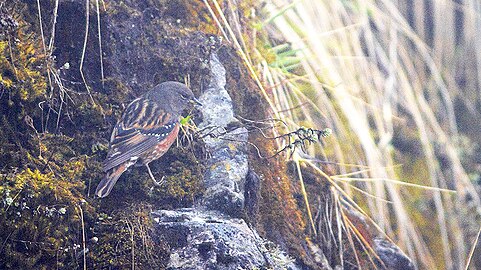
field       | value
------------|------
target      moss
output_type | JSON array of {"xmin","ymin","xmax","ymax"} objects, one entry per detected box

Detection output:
[
  {"xmin": 182, "ymin": 0, "xmax": 219, "ymax": 34},
  {"xmin": 89, "ymin": 204, "xmax": 168, "ymax": 269},
  {"xmin": 0, "ymin": 15, "xmax": 46, "ymax": 102},
  {"xmin": 0, "ymin": 0, "xmax": 211, "ymax": 268},
  {"xmin": 150, "ymin": 159, "xmax": 205, "ymax": 205},
  {"xmin": 0, "ymin": 0, "xmax": 313, "ymax": 268},
  {"xmin": 0, "ymin": 168, "xmax": 93, "ymax": 269},
  {"xmin": 96, "ymin": 139, "xmax": 205, "ymax": 211}
]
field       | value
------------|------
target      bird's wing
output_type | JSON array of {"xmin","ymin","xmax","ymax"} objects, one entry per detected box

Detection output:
[{"xmin": 102, "ymin": 98, "xmax": 178, "ymax": 172}]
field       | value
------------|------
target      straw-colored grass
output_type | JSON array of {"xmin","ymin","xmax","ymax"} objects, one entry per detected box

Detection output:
[{"xmin": 205, "ymin": 0, "xmax": 481, "ymax": 268}]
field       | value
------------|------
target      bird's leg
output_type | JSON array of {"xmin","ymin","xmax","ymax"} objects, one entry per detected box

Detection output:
[{"xmin": 145, "ymin": 163, "xmax": 165, "ymax": 186}]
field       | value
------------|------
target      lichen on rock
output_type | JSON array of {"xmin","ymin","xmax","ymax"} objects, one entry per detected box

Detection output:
[
  {"xmin": 198, "ymin": 52, "xmax": 249, "ymax": 217},
  {"xmin": 152, "ymin": 208, "xmax": 299, "ymax": 270}
]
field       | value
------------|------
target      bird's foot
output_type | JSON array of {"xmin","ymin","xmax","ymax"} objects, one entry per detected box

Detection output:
[
  {"xmin": 153, "ymin": 175, "xmax": 165, "ymax": 187},
  {"xmin": 146, "ymin": 163, "xmax": 165, "ymax": 186},
  {"xmin": 148, "ymin": 175, "xmax": 165, "ymax": 196}
]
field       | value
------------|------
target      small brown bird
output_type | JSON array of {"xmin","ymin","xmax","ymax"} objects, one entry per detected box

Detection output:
[{"xmin": 95, "ymin": 81, "xmax": 201, "ymax": 198}]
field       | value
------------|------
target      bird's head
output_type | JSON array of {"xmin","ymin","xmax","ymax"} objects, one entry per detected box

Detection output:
[{"xmin": 147, "ymin": 81, "xmax": 202, "ymax": 115}]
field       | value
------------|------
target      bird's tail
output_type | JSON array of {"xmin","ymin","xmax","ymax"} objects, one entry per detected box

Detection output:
[{"xmin": 95, "ymin": 164, "xmax": 127, "ymax": 198}]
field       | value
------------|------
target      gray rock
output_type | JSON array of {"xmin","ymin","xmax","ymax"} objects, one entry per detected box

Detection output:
[
  {"xmin": 198, "ymin": 53, "xmax": 248, "ymax": 217},
  {"xmin": 147, "ymin": 51, "xmax": 306, "ymax": 270},
  {"xmin": 374, "ymin": 238, "xmax": 415, "ymax": 270},
  {"xmin": 152, "ymin": 209, "xmax": 299, "ymax": 270}
]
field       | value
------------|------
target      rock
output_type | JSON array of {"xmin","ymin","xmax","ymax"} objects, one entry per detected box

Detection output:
[
  {"xmin": 374, "ymin": 238, "xmax": 415, "ymax": 270},
  {"xmin": 149, "ymin": 52, "xmax": 306, "ymax": 270},
  {"xmin": 39, "ymin": 0, "xmax": 211, "ymax": 97},
  {"xmin": 198, "ymin": 53, "xmax": 249, "ymax": 217},
  {"xmin": 344, "ymin": 208, "xmax": 414, "ymax": 270},
  {"xmin": 152, "ymin": 208, "xmax": 299, "ymax": 270}
]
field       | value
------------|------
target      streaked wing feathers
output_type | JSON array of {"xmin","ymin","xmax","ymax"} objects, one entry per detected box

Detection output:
[{"xmin": 102, "ymin": 98, "xmax": 177, "ymax": 172}]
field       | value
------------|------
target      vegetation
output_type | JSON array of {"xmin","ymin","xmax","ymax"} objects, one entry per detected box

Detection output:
[
  {"xmin": 0, "ymin": 1, "xmax": 206, "ymax": 268},
  {"xmin": 1, "ymin": 0, "xmax": 480, "ymax": 269},
  {"xmin": 247, "ymin": 0, "xmax": 481, "ymax": 269}
]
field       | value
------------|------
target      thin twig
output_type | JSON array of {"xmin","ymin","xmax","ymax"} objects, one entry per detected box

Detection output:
[
  {"xmin": 95, "ymin": 0, "xmax": 104, "ymax": 88},
  {"xmin": 36, "ymin": 0, "xmax": 54, "ymax": 96},
  {"xmin": 78, "ymin": 204, "xmax": 87, "ymax": 270},
  {"xmin": 48, "ymin": 0, "xmax": 59, "ymax": 52},
  {"xmin": 80, "ymin": 0, "xmax": 96, "ymax": 105}
]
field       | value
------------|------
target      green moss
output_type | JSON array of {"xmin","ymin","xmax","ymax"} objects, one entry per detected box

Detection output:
[
  {"xmin": 89, "ymin": 204, "xmax": 167, "ymax": 269},
  {"xmin": 0, "ymin": 0, "xmax": 220, "ymax": 268},
  {"xmin": 0, "ymin": 168, "xmax": 91, "ymax": 269},
  {"xmin": 148, "ymin": 158, "xmax": 204, "ymax": 205},
  {"xmin": 0, "ymin": 19, "xmax": 46, "ymax": 102}
]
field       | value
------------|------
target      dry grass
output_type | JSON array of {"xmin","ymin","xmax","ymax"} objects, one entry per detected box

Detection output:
[
  {"xmin": 465, "ymin": 225, "xmax": 481, "ymax": 270},
  {"xmin": 205, "ymin": 0, "xmax": 481, "ymax": 269}
]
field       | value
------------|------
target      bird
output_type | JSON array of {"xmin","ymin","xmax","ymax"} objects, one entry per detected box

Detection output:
[{"xmin": 95, "ymin": 81, "xmax": 201, "ymax": 198}]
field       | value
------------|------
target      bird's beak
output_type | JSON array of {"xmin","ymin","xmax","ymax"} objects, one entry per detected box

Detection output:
[{"xmin": 190, "ymin": 97, "xmax": 202, "ymax": 107}]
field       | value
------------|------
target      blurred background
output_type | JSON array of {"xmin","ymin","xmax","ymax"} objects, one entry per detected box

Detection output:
[{"xmin": 258, "ymin": 0, "xmax": 481, "ymax": 269}]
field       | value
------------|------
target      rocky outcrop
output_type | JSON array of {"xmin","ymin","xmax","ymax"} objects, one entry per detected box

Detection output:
[
  {"xmin": 197, "ymin": 52, "xmax": 249, "ymax": 216},
  {"xmin": 152, "ymin": 209, "xmax": 298, "ymax": 270},
  {"xmin": 152, "ymin": 52, "xmax": 299, "ymax": 269}
]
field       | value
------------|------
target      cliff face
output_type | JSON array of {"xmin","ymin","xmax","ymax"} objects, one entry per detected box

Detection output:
[
  {"xmin": 0, "ymin": 1, "xmax": 414, "ymax": 269},
  {"xmin": 0, "ymin": 0, "xmax": 315, "ymax": 269}
]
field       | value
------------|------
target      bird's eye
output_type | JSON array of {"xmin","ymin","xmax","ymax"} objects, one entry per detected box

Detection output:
[{"xmin": 180, "ymin": 94, "xmax": 188, "ymax": 100}]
